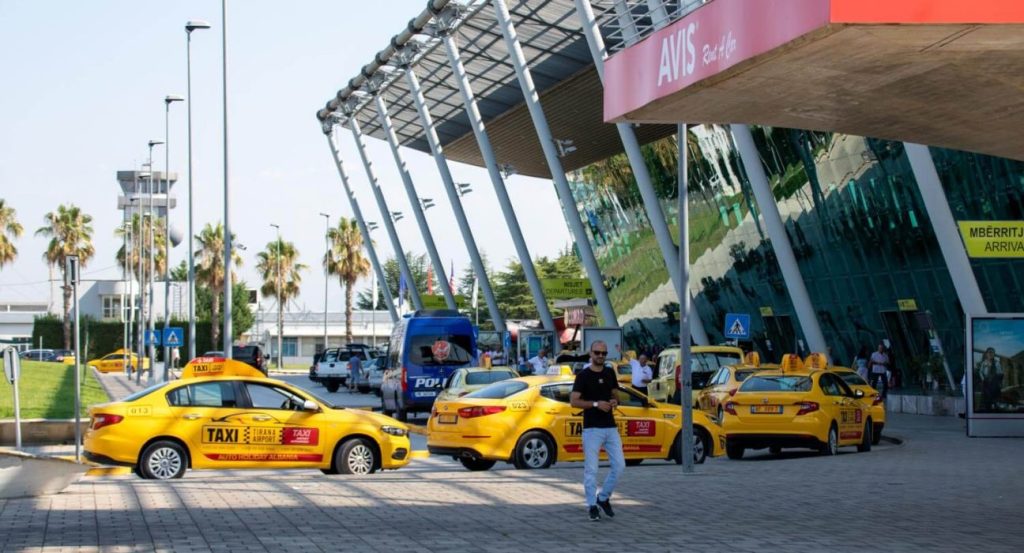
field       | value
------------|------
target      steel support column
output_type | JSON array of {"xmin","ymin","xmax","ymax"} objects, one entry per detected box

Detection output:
[
  {"xmin": 493, "ymin": 0, "xmax": 617, "ymax": 327},
  {"xmin": 441, "ymin": 32, "xmax": 557, "ymax": 344},
  {"xmin": 731, "ymin": 125, "xmax": 827, "ymax": 354},
  {"xmin": 373, "ymin": 93, "xmax": 455, "ymax": 310},
  {"xmin": 575, "ymin": 0, "xmax": 709, "ymax": 345},
  {"xmin": 349, "ymin": 116, "xmax": 423, "ymax": 311},
  {"xmin": 325, "ymin": 130, "xmax": 398, "ymax": 321},
  {"xmin": 405, "ymin": 66, "xmax": 505, "ymax": 331}
]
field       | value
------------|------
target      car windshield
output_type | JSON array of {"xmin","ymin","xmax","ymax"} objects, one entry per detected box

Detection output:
[
  {"xmin": 465, "ymin": 380, "xmax": 528, "ymax": 399},
  {"xmin": 838, "ymin": 372, "xmax": 869, "ymax": 386},
  {"xmin": 408, "ymin": 330, "xmax": 473, "ymax": 366},
  {"xmin": 741, "ymin": 375, "xmax": 813, "ymax": 392},
  {"xmin": 465, "ymin": 370, "xmax": 516, "ymax": 386}
]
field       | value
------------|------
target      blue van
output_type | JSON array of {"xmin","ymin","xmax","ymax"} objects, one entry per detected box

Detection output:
[{"xmin": 381, "ymin": 310, "xmax": 476, "ymax": 420}]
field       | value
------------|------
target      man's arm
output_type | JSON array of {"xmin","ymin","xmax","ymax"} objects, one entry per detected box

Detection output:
[{"xmin": 570, "ymin": 391, "xmax": 612, "ymax": 412}]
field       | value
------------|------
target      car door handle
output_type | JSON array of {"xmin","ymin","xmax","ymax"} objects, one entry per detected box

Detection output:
[
  {"xmin": 182, "ymin": 414, "xmax": 202, "ymax": 421},
  {"xmin": 251, "ymin": 415, "xmax": 273, "ymax": 422}
]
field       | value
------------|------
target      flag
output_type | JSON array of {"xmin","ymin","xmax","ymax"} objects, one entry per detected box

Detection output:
[
  {"xmin": 471, "ymin": 276, "xmax": 479, "ymax": 309},
  {"xmin": 426, "ymin": 265, "xmax": 434, "ymax": 295},
  {"xmin": 398, "ymin": 273, "xmax": 406, "ymax": 310}
]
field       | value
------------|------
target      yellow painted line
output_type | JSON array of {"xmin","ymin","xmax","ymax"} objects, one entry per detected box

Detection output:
[
  {"xmin": 407, "ymin": 425, "xmax": 428, "ymax": 436},
  {"xmin": 86, "ymin": 467, "xmax": 132, "ymax": 477},
  {"xmin": 410, "ymin": 450, "xmax": 430, "ymax": 459}
]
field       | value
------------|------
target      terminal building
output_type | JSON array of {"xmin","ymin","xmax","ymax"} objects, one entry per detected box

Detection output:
[{"xmin": 314, "ymin": 0, "xmax": 1024, "ymax": 426}]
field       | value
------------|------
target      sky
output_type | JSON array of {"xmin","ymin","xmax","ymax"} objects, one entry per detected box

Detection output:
[{"xmin": 0, "ymin": 0, "xmax": 572, "ymax": 313}]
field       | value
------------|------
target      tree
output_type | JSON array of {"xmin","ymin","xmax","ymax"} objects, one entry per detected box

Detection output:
[
  {"xmin": 0, "ymin": 199, "xmax": 23, "ymax": 270},
  {"xmin": 256, "ymin": 237, "xmax": 306, "ymax": 358},
  {"xmin": 195, "ymin": 222, "xmax": 243, "ymax": 347},
  {"xmin": 325, "ymin": 217, "xmax": 371, "ymax": 343},
  {"xmin": 170, "ymin": 260, "xmax": 188, "ymax": 281},
  {"xmin": 356, "ymin": 252, "xmax": 429, "ymax": 310},
  {"xmin": 35, "ymin": 204, "xmax": 95, "ymax": 348},
  {"xmin": 195, "ymin": 281, "xmax": 254, "ymax": 340}
]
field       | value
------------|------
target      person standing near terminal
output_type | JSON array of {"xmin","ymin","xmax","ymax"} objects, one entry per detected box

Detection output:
[
  {"xmin": 570, "ymin": 340, "xmax": 625, "ymax": 521},
  {"xmin": 869, "ymin": 343, "xmax": 890, "ymax": 398},
  {"xmin": 631, "ymin": 354, "xmax": 652, "ymax": 395},
  {"xmin": 527, "ymin": 348, "xmax": 549, "ymax": 376}
]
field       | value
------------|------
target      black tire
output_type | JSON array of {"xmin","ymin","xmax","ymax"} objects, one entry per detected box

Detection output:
[
  {"xmin": 769, "ymin": 446, "xmax": 782, "ymax": 455},
  {"xmin": 725, "ymin": 440, "xmax": 745, "ymax": 460},
  {"xmin": 693, "ymin": 427, "xmax": 710, "ymax": 465},
  {"xmin": 872, "ymin": 423, "xmax": 884, "ymax": 445},
  {"xmin": 625, "ymin": 459, "xmax": 644, "ymax": 467},
  {"xmin": 334, "ymin": 438, "xmax": 378, "ymax": 475},
  {"xmin": 139, "ymin": 440, "xmax": 188, "ymax": 480},
  {"xmin": 325, "ymin": 381, "xmax": 340, "ymax": 393},
  {"xmin": 513, "ymin": 431, "xmax": 555, "ymax": 469},
  {"xmin": 459, "ymin": 458, "xmax": 496, "ymax": 471},
  {"xmin": 857, "ymin": 420, "xmax": 872, "ymax": 453},
  {"xmin": 819, "ymin": 423, "xmax": 839, "ymax": 456}
]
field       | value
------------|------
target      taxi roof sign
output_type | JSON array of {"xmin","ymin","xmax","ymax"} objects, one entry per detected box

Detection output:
[{"xmin": 181, "ymin": 357, "xmax": 265, "ymax": 379}]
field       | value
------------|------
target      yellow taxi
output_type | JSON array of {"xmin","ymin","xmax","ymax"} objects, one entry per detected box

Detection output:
[
  {"xmin": 649, "ymin": 345, "xmax": 745, "ymax": 404},
  {"xmin": 87, "ymin": 348, "xmax": 150, "ymax": 373},
  {"xmin": 427, "ymin": 375, "xmax": 724, "ymax": 471},
  {"xmin": 697, "ymin": 362, "xmax": 768, "ymax": 419},
  {"xmin": 437, "ymin": 366, "xmax": 520, "ymax": 402},
  {"xmin": 721, "ymin": 355, "xmax": 874, "ymax": 459},
  {"xmin": 829, "ymin": 367, "xmax": 886, "ymax": 445},
  {"xmin": 84, "ymin": 358, "xmax": 411, "ymax": 479}
]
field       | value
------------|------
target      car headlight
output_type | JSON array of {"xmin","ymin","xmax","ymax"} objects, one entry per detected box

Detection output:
[{"xmin": 381, "ymin": 425, "xmax": 408, "ymax": 437}]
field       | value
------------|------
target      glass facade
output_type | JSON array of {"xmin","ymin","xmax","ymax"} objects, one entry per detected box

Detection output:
[{"xmin": 570, "ymin": 125, "xmax": 1024, "ymax": 392}]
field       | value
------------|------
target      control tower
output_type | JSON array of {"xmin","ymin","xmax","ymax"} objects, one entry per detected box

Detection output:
[{"xmin": 116, "ymin": 170, "xmax": 177, "ymax": 221}]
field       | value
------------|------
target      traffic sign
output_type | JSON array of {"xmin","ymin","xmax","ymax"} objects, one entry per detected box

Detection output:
[
  {"xmin": 145, "ymin": 329, "xmax": 162, "ymax": 346},
  {"xmin": 163, "ymin": 327, "xmax": 184, "ymax": 347},
  {"xmin": 724, "ymin": 313, "xmax": 751, "ymax": 340}
]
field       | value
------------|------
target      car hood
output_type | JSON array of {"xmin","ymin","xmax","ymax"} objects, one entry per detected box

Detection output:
[{"xmin": 327, "ymin": 406, "xmax": 408, "ymax": 429}]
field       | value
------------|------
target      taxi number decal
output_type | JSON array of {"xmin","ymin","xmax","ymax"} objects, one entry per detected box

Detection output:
[
  {"xmin": 127, "ymin": 405, "xmax": 152, "ymax": 416},
  {"xmin": 508, "ymin": 400, "xmax": 529, "ymax": 411}
]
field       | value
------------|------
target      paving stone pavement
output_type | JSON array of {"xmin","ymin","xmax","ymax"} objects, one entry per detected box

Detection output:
[{"xmin": 1, "ymin": 413, "xmax": 1022, "ymax": 552}]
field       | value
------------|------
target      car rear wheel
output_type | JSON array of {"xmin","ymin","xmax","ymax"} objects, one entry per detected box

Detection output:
[
  {"xmin": 459, "ymin": 458, "xmax": 496, "ymax": 471},
  {"xmin": 857, "ymin": 420, "xmax": 872, "ymax": 453},
  {"xmin": 625, "ymin": 459, "xmax": 644, "ymax": 467},
  {"xmin": 725, "ymin": 440, "xmax": 744, "ymax": 460},
  {"xmin": 872, "ymin": 423, "xmax": 884, "ymax": 445},
  {"xmin": 769, "ymin": 446, "xmax": 782, "ymax": 455},
  {"xmin": 335, "ymin": 438, "xmax": 378, "ymax": 475},
  {"xmin": 513, "ymin": 431, "xmax": 554, "ymax": 469},
  {"xmin": 819, "ymin": 423, "xmax": 839, "ymax": 456},
  {"xmin": 139, "ymin": 440, "xmax": 187, "ymax": 480},
  {"xmin": 325, "ymin": 381, "xmax": 340, "ymax": 393}
]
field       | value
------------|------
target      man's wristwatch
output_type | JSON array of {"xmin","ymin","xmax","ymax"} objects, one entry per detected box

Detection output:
[{"xmin": 592, "ymin": 401, "xmax": 598, "ymax": 408}]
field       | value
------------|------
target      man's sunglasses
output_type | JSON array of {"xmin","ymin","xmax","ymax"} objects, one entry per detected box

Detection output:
[{"xmin": 591, "ymin": 350, "xmax": 608, "ymax": 355}]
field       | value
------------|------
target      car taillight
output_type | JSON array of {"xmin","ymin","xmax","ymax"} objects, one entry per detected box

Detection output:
[
  {"xmin": 872, "ymin": 394, "xmax": 883, "ymax": 406},
  {"xmin": 401, "ymin": 366, "xmax": 408, "ymax": 393},
  {"xmin": 91, "ymin": 414, "xmax": 123, "ymax": 430},
  {"xmin": 796, "ymin": 401, "xmax": 820, "ymax": 416},
  {"xmin": 723, "ymin": 402, "xmax": 737, "ymax": 416},
  {"xmin": 457, "ymin": 406, "xmax": 506, "ymax": 418}
]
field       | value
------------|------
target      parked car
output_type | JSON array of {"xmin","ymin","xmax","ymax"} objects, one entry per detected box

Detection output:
[
  {"xmin": 354, "ymin": 357, "xmax": 381, "ymax": 394},
  {"xmin": 315, "ymin": 344, "xmax": 376, "ymax": 393},
  {"xmin": 20, "ymin": 349, "xmax": 57, "ymax": 362},
  {"xmin": 53, "ymin": 349, "xmax": 76, "ymax": 364}
]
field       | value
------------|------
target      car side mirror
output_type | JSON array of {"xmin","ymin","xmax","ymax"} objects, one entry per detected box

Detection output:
[
  {"xmin": 853, "ymin": 389, "xmax": 865, "ymax": 399},
  {"xmin": 302, "ymin": 400, "xmax": 320, "ymax": 412}
]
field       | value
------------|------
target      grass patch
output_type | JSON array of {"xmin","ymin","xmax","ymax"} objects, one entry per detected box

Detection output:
[{"xmin": 0, "ymin": 360, "xmax": 110, "ymax": 419}]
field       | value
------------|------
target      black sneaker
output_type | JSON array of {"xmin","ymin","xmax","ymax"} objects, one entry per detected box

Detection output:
[
  {"xmin": 588, "ymin": 506, "xmax": 601, "ymax": 521},
  {"xmin": 596, "ymin": 497, "xmax": 615, "ymax": 518}
]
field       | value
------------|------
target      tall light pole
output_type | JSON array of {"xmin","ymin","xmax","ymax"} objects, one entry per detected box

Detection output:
[
  {"xmin": 221, "ymin": 0, "xmax": 233, "ymax": 357},
  {"xmin": 270, "ymin": 223, "xmax": 282, "ymax": 369},
  {"xmin": 367, "ymin": 221, "xmax": 379, "ymax": 349},
  {"xmin": 319, "ymin": 212, "xmax": 330, "ymax": 353},
  {"xmin": 185, "ymin": 19, "xmax": 210, "ymax": 362},
  {"xmin": 121, "ymin": 221, "xmax": 130, "ymax": 375},
  {"xmin": 146, "ymin": 140, "xmax": 163, "ymax": 383},
  {"xmin": 163, "ymin": 95, "xmax": 183, "ymax": 381}
]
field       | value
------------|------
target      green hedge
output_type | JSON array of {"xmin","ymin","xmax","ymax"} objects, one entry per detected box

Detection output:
[{"xmin": 32, "ymin": 316, "xmax": 214, "ymax": 361}]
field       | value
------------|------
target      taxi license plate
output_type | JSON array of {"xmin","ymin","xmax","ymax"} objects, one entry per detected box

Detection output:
[
  {"xmin": 750, "ymin": 405, "xmax": 783, "ymax": 414},
  {"xmin": 438, "ymin": 414, "xmax": 458, "ymax": 424}
]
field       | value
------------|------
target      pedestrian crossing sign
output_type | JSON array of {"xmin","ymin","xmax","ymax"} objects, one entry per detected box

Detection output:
[
  {"xmin": 163, "ymin": 327, "xmax": 184, "ymax": 347},
  {"xmin": 145, "ymin": 329, "xmax": 162, "ymax": 346},
  {"xmin": 724, "ymin": 313, "xmax": 751, "ymax": 340}
]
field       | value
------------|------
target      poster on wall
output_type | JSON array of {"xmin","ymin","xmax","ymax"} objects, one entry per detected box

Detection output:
[{"xmin": 967, "ymin": 314, "xmax": 1024, "ymax": 437}]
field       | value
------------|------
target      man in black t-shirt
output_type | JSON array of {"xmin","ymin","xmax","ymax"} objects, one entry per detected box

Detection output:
[{"xmin": 570, "ymin": 340, "xmax": 626, "ymax": 521}]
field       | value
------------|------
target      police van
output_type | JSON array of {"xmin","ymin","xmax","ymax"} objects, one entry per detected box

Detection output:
[{"xmin": 380, "ymin": 310, "xmax": 476, "ymax": 421}]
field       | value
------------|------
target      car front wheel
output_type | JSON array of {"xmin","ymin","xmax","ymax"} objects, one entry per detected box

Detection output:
[
  {"xmin": 335, "ymin": 438, "xmax": 378, "ymax": 475},
  {"xmin": 139, "ymin": 440, "xmax": 188, "ymax": 480}
]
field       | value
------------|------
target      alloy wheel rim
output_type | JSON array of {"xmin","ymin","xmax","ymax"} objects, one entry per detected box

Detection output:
[
  {"xmin": 523, "ymin": 438, "xmax": 548, "ymax": 467},
  {"xmin": 147, "ymin": 447, "xmax": 182, "ymax": 479},
  {"xmin": 829, "ymin": 429, "xmax": 838, "ymax": 454},
  {"xmin": 692, "ymin": 432, "xmax": 705, "ymax": 461},
  {"xmin": 348, "ymin": 444, "xmax": 374, "ymax": 474}
]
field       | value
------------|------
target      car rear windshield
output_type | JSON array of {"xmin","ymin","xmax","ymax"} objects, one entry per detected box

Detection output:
[
  {"xmin": 839, "ymin": 372, "xmax": 868, "ymax": 386},
  {"xmin": 466, "ymin": 380, "xmax": 527, "ymax": 399},
  {"xmin": 466, "ymin": 370, "xmax": 516, "ymax": 386},
  {"xmin": 740, "ymin": 376, "xmax": 812, "ymax": 392},
  {"xmin": 121, "ymin": 382, "xmax": 168, "ymax": 402},
  {"xmin": 408, "ymin": 330, "xmax": 473, "ymax": 366},
  {"xmin": 692, "ymin": 352, "xmax": 743, "ymax": 373},
  {"xmin": 735, "ymin": 369, "xmax": 760, "ymax": 382}
]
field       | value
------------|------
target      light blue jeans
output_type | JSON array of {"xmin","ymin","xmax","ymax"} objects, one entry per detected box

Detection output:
[{"xmin": 582, "ymin": 427, "xmax": 625, "ymax": 507}]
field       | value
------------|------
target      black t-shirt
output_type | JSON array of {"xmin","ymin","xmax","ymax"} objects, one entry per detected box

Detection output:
[{"xmin": 572, "ymin": 365, "xmax": 619, "ymax": 428}]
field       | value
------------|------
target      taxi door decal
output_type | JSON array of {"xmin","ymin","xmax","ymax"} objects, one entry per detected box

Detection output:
[{"xmin": 838, "ymin": 404, "xmax": 863, "ymax": 441}]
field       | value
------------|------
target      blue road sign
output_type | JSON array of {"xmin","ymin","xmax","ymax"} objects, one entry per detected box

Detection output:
[
  {"xmin": 724, "ymin": 313, "xmax": 751, "ymax": 340},
  {"xmin": 163, "ymin": 327, "xmax": 184, "ymax": 348},
  {"xmin": 144, "ymin": 329, "xmax": 162, "ymax": 346}
]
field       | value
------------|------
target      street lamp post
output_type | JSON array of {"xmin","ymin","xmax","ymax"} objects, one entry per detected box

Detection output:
[
  {"xmin": 146, "ymin": 140, "xmax": 163, "ymax": 383},
  {"xmin": 185, "ymin": 19, "xmax": 210, "ymax": 362},
  {"xmin": 121, "ymin": 221, "xmax": 130, "ymax": 375},
  {"xmin": 163, "ymin": 95, "xmax": 183, "ymax": 381},
  {"xmin": 221, "ymin": 0, "xmax": 233, "ymax": 357},
  {"xmin": 270, "ymin": 223, "xmax": 282, "ymax": 369},
  {"xmin": 319, "ymin": 213, "xmax": 330, "ymax": 353}
]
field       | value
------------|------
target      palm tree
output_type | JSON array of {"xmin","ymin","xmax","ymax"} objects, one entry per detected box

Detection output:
[
  {"xmin": 195, "ymin": 222, "xmax": 242, "ymax": 347},
  {"xmin": 325, "ymin": 217, "xmax": 371, "ymax": 343},
  {"xmin": 0, "ymin": 199, "xmax": 24, "ymax": 270},
  {"xmin": 257, "ymin": 238, "xmax": 307, "ymax": 362},
  {"xmin": 35, "ymin": 204, "xmax": 95, "ymax": 348}
]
